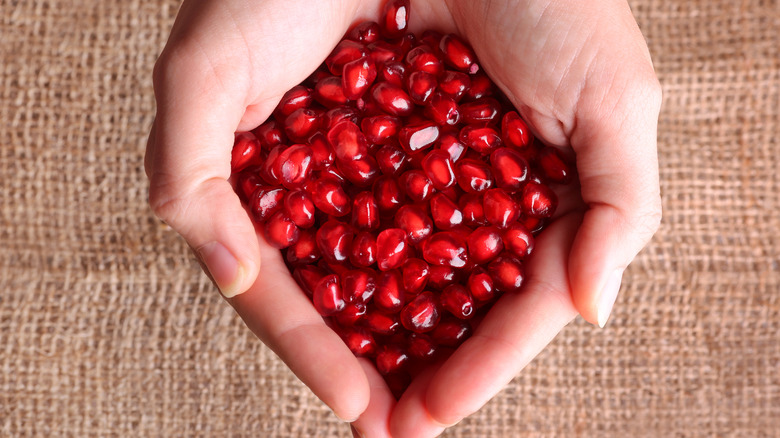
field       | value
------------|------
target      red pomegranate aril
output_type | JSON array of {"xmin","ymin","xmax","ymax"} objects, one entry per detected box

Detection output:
[
  {"xmin": 348, "ymin": 21, "xmax": 381, "ymax": 44},
  {"xmin": 322, "ymin": 105, "xmax": 360, "ymax": 131},
  {"xmin": 373, "ymin": 176, "xmax": 405, "ymax": 214},
  {"xmin": 377, "ymin": 61, "xmax": 407, "ymax": 87},
  {"xmin": 501, "ymin": 111, "xmax": 533, "ymax": 148},
  {"xmin": 467, "ymin": 226, "xmax": 504, "ymax": 264},
  {"xmin": 440, "ymin": 284, "xmax": 475, "ymax": 319},
  {"xmin": 339, "ymin": 327, "xmax": 376, "ymax": 356},
  {"xmin": 342, "ymin": 56, "xmax": 378, "ymax": 100},
  {"xmin": 439, "ymin": 33, "xmax": 479, "ymax": 73},
  {"xmin": 376, "ymin": 228, "xmax": 410, "ymax": 271},
  {"xmin": 363, "ymin": 309, "xmax": 401, "ymax": 335},
  {"xmin": 459, "ymin": 98, "xmax": 501, "ymax": 125},
  {"xmin": 400, "ymin": 170, "xmax": 435, "ymax": 202},
  {"xmin": 521, "ymin": 181, "xmax": 558, "ymax": 218},
  {"xmin": 337, "ymin": 156, "xmax": 381, "ymax": 187},
  {"xmin": 314, "ymin": 76, "xmax": 349, "ymax": 108},
  {"xmin": 438, "ymin": 70, "xmax": 471, "ymax": 101},
  {"xmin": 406, "ymin": 46, "xmax": 443, "ymax": 76},
  {"xmin": 313, "ymin": 274, "xmax": 346, "ymax": 316},
  {"xmin": 362, "ymin": 115, "xmax": 400, "ymax": 145},
  {"xmin": 274, "ymin": 85, "xmax": 313, "ymax": 118},
  {"xmin": 249, "ymin": 186, "xmax": 286, "ymax": 222},
  {"xmin": 400, "ymin": 291, "xmax": 441, "ymax": 333},
  {"xmin": 406, "ymin": 71, "xmax": 437, "ymax": 104},
  {"xmin": 286, "ymin": 229, "xmax": 320, "ymax": 265},
  {"xmin": 325, "ymin": 40, "xmax": 366, "ymax": 75},
  {"xmin": 350, "ymin": 231, "xmax": 378, "ymax": 267},
  {"xmin": 455, "ymin": 159, "xmax": 494, "ymax": 192},
  {"xmin": 394, "ymin": 204, "xmax": 434, "ymax": 244},
  {"xmin": 351, "ymin": 191, "xmax": 379, "ymax": 230},
  {"xmin": 426, "ymin": 93, "xmax": 460, "ymax": 126},
  {"xmin": 464, "ymin": 72, "xmax": 495, "ymax": 101},
  {"xmin": 407, "ymin": 333, "xmax": 437, "ymax": 361},
  {"xmin": 401, "ymin": 258, "xmax": 430, "ymax": 294},
  {"xmin": 460, "ymin": 125, "xmax": 502, "ymax": 155},
  {"xmin": 368, "ymin": 41, "xmax": 403, "ymax": 64},
  {"xmin": 422, "ymin": 149, "xmax": 456, "ymax": 190},
  {"xmin": 537, "ymin": 146, "xmax": 573, "ymax": 184},
  {"xmin": 488, "ymin": 254, "xmax": 525, "ymax": 293},
  {"xmin": 376, "ymin": 143, "xmax": 408, "ymax": 176},
  {"xmin": 307, "ymin": 131, "xmax": 335, "ymax": 170},
  {"xmin": 427, "ymin": 264, "xmax": 459, "ymax": 290},
  {"xmin": 381, "ymin": 0, "xmax": 410, "ymax": 38},
  {"xmin": 431, "ymin": 318, "xmax": 472, "ymax": 347},
  {"xmin": 376, "ymin": 344, "xmax": 409, "ymax": 375},
  {"xmin": 490, "ymin": 147, "xmax": 529, "ymax": 192},
  {"xmin": 335, "ymin": 301, "xmax": 368, "ymax": 327},
  {"xmin": 231, "ymin": 132, "xmax": 262, "ymax": 172},
  {"xmin": 251, "ymin": 120, "xmax": 285, "ymax": 149},
  {"xmin": 372, "ymin": 82, "xmax": 414, "ymax": 116},
  {"xmin": 259, "ymin": 145, "xmax": 283, "ymax": 184},
  {"xmin": 235, "ymin": 172, "xmax": 264, "ymax": 203},
  {"xmin": 265, "ymin": 211, "xmax": 300, "ymax": 249},
  {"xmin": 467, "ymin": 267, "xmax": 495, "ymax": 301},
  {"xmin": 275, "ymin": 144, "xmax": 314, "ymax": 189},
  {"xmin": 328, "ymin": 120, "xmax": 369, "ymax": 162},
  {"xmin": 503, "ymin": 222, "xmax": 534, "ymax": 259},
  {"xmin": 422, "ymin": 232, "xmax": 469, "ymax": 268},
  {"xmin": 311, "ymin": 177, "xmax": 350, "ymax": 217},
  {"xmin": 398, "ymin": 120, "xmax": 440, "ymax": 153},
  {"xmin": 436, "ymin": 130, "xmax": 467, "ymax": 163},
  {"xmin": 316, "ymin": 220, "xmax": 354, "ymax": 263},
  {"xmin": 429, "ymin": 193, "xmax": 463, "ymax": 230},
  {"xmin": 293, "ymin": 265, "xmax": 327, "ymax": 297},
  {"xmin": 341, "ymin": 269, "xmax": 377, "ymax": 303},
  {"xmin": 459, "ymin": 193, "xmax": 488, "ymax": 227},
  {"xmin": 374, "ymin": 269, "xmax": 405, "ymax": 312},
  {"xmin": 483, "ymin": 188, "xmax": 520, "ymax": 228},
  {"xmin": 393, "ymin": 32, "xmax": 417, "ymax": 56},
  {"xmin": 284, "ymin": 189, "xmax": 316, "ymax": 229}
]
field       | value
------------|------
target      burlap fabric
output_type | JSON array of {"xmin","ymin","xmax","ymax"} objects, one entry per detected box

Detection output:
[{"xmin": 1, "ymin": 0, "xmax": 778, "ymax": 436}]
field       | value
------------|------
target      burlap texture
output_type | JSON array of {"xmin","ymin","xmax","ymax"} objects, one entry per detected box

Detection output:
[{"xmin": 1, "ymin": 0, "xmax": 778, "ymax": 436}]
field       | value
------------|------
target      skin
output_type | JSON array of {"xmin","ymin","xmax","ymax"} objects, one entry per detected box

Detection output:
[{"xmin": 145, "ymin": 0, "xmax": 662, "ymax": 436}]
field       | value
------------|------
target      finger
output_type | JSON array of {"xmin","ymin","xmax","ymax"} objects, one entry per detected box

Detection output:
[
  {"xmin": 390, "ymin": 213, "xmax": 581, "ymax": 432},
  {"xmin": 389, "ymin": 364, "xmax": 449, "ymax": 438},
  {"xmin": 228, "ymin": 240, "xmax": 370, "ymax": 422},
  {"xmin": 349, "ymin": 359, "xmax": 396, "ymax": 438}
]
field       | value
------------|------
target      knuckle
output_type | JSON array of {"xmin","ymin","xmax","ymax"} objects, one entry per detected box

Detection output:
[
  {"xmin": 628, "ymin": 195, "xmax": 663, "ymax": 242},
  {"xmin": 147, "ymin": 175, "xmax": 193, "ymax": 228}
]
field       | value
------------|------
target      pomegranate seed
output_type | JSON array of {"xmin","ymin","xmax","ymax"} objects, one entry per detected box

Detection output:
[
  {"xmin": 307, "ymin": 132, "xmax": 335, "ymax": 170},
  {"xmin": 400, "ymin": 291, "xmax": 441, "ymax": 333},
  {"xmin": 313, "ymin": 274, "xmax": 346, "ymax": 316},
  {"xmin": 431, "ymin": 317, "xmax": 472, "ymax": 347},
  {"xmin": 362, "ymin": 115, "xmax": 400, "ymax": 145},
  {"xmin": 322, "ymin": 105, "xmax": 360, "ymax": 130},
  {"xmin": 350, "ymin": 231, "xmax": 378, "ymax": 267},
  {"xmin": 393, "ymin": 32, "xmax": 416, "ymax": 56},
  {"xmin": 501, "ymin": 111, "xmax": 533, "ymax": 148},
  {"xmin": 438, "ymin": 71, "xmax": 471, "ymax": 101},
  {"xmin": 275, "ymin": 85, "xmax": 313, "ymax": 118},
  {"xmin": 314, "ymin": 76, "xmax": 349, "ymax": 108},
  {"xmin": 459, "ymin": 192, "xmax": 488, "ymax": 227},
  {"xmin": 283, "ymin": 189, "xmax": 316, "ymax": 229},
  {"xmin": 401, "ymin": 258, "xmax": 430, "ymax": 294},
  {"xmin": 407, "ymin": 333, "xmax": 437, "ymax": 361},
  {"xmin": 376, "ymin": 143, "xmax": 408, "ymax": 176},
  {"xmin": 426, "ymin": 93, "xmax": 460, "ymax": 126},
  {"xmin": 249, "ymin": 186, "xmax": 286, "ymax": 222},
  {"xmin": 400, "ymin": 170, "xmax": 435, "ymax": 202},
  {"xmin": 483, "ymin": 188, "xmax": 520, "ymax": 228},
  {"xmin": 422, "ymin": 232, "xmax": 469, "ymax": 268},
  {"xmin": 459, "ymin": 98, "xmax": 501, "ymax": 125},
  {"xmin": 264, "ymin": 211, "xmax": 300, "ymax": 249},
  {"xmin": 235, "ymin": 172, "xmax": 264, "ymax": 203},
  {"xmin": 520, "ymin": 182, "xmax": 558, "ymax": 218},
  {"xmin": 251, "ymin": 120, "xmax": 285, "ymax": 149},
  {"xmin": 363, "ymin": 309, "xmax": 401, "ymax": 335},
  {"xmin": 341, "ymin": 269, "xmax": 377, "ymax": 303},
  {"xmin": 427, "ymin": 265, "xmax": 460, "ymax": 290},
  {"xmin": 455, "ymin": 159, "xmax": 494, "ymax": 192},
  {"xmin": 488, "ymin": 254, "xmax": 525, "ymax": 293},
  {"xmin": 467, "ymin": 226, "xmax": 504, "ymax": 264},
  {"xmin": 406, "ymin": 71, "xmax": 437, "ymax": 104},
  {"xmin": 406, "ymin": 46, "xmax": 443, "ymax": 76},
  {"xmin": 372, "ymin": 82, "xmax": 413, "ymax": 116},
  {"xmin": 440, "ymin": 284, "xmax": 475, "ymax": 319},
  {"xmin": 373, "ymin": 176, "xmax": 405, "ymax": 214},
  {"xmin": 429, "ymin": 193, "xmax": 463, "ymax": 230},
  {"xmin": 325, "ymin": 40, "xmax": 366, "ymax": 75},
  {"xmin": 464, "ymin": 72, "xmax": 495, "ymax": 101},
  {"xmin": 335, "ymin": 301, "xmax": 368, "ymax": 327},
  {"xmin": 286, "ymin": 229, "xmax": 320, "ymax": 265},
  {"xmin": 467, "ymin": 267, "xmax": 496, "ymax": 301},
  {"xmin": 489, "ymin": 147, "xmax": 529, "ymax": 192},
  {"xmin": 422, "ymin": 149, "xmax": 456, "ymax": 190},
  {"xmin": 348, "ymin": 21, "xmax": 381, "ymax": 44},
  {"xmin": 398, "ymin": 120, "xmax": 440, "ymax": 153},
  {"xmin": 338, "ymin": 155, "xmax": 381, "ymax": 187},
  {"xmin": 293, "ymin": 265, "xmax": 327, "ymax": 297},
  {"xmin": 376, "ymin": 228, "xmax": 410, "ymax": 271},
  {"xmin": 394, "ymin": 204, "xmax": 434, "ymax": 244},
  {"xmin": 503, "ymin": 222, "xmax": 534, "ymax": 259},
  {"xmin": 275, "ymin": 144, "xmax": 314, "ymax": 189},
  {"xmin": 368, "ymin": 41, "xmax": 403, "ymax": 64},
  {"xmin": 342, "ymin": 56, "xmax": 377, "ymax": 100},
  {"xmin": 460, "ymin": 125, "xmax": 502, "ymax": 155},
  {"xmin": 316, "ymin": 220, "xmax": 354, "ymax": 263},
  {"xmin": 339, "ymin": 327, "xmax": 376, "ymax": 356},
  {"xmin": 437, "ymin": 130, "xmax": 467, "ymax": 162},
  {"xmin": 376, "ymin": 344, "xmax": 409, "ymax": 375},
  {"xmin": 377, "ymin": 61, "xmax": 407, "ymax": 87},
  {"xmin": 374, "ymin": 269, "xmax": 405, "ymax": 312},
  {"xmin": 259, "ymin": 145, "xmax": 283, "ymax": 184},
  {"xmin": 311, "ymin": 177, "xmax": 350, "ymax": 216},
  {"xmin": 439, "ymin": 34, "xmax": 479, "ymax": 73},
  {"xmin": 537, "ymin": 146, "xmax": 573, "ymax": 184},
  {"xmin": 231, "ymin": 132, "xmax": 262, "ymax": 172},
  {"xmin": 351, "ymin": 191, "xmax": 380, "ymax": 230},
  {"xmin": 328, "ymin": 120, "xmax": 369, "ymax": 163},
  {"xmin": 380, "ymin": 0, "xmax": 410, "ymax": 38}
]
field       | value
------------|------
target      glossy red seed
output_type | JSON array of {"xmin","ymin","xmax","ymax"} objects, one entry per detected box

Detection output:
[
  {"xmin": 376, "ymin": 143, "xmax": 408, "ymax": 176},
  {"xmin": 231, "ymin": 132, "xmax": 262, "ymax": 172},
  {"xmin": 455, "ymin": 159, "xmax": 493, "ymax": 192},
  {"xmin": 325, "ymin": 40, "xmax": 366, "ymax": 75},
  {"xmin": 348, "ymin": 21, "xmax": 381, "ymax": 44},
  {"xmin": 265, "ymin": 211, "xmax": 300, "ymax": 249},
  {"xmin": 427, "ymin": 265, "xmax": 459, "ymax": 290},
  {"xmin": 235, "ymin": 172, "xmax": 264, "ymax": 203},
  {"xmin": 316, "ymin": 220, "xmax": 354, "ymax": 263},
  {"xmin": 394, "ymin": 204, "xmax": 434, "ymax": 244},
  {"xmin": 311, "ymin": 177, "xmax": 350, "ymax": 216},
  {"xmin": 339, "ymin": 327, "xmax": 376, "ymax": 356},
  {"xmin": 275, "ymin": 144, "xmax": 313, "ymax": 189},
  {"xmin": 537, "ymin": 146, "xmax": 573, "ymax": 184},
  {"xmin": 438, "ymin": 70, "xmax": 471, "ymax": 101},
  {"xmin": 377, "ymin": 61, "xmax": 407, "ymax": 87},
  {"xmin": 405, "ymin": 46, "xmax": 443, "ymax": 76},
  {"xmin": 314, "ymin": 76, "xmax": 349, "ymax": 108},
  {"xmin": 422, "ymin": 149, "xmax": 456, "ymax": 190},
  {"xmin": 328, "ymin": 120, "xmax": 369, "ymax": 162},
  {"xmin": 467, "ymin": 267, "xmax": 495, "ymax": 301},
  {"xmin": 362, "ymin": 309, "xmax": 401, "ymax": 335},
  {"xmin": 249, "ymin": 186, "xmax": 286, "ymax": 222},
  {"xmin": 361, "ymin": 115, "xmax": 400, "ymax": 145},
  {"xmin": 322, "ymin": 105, "xmax": 360, "ymax": 130},
  {"xmin": 313, "ymin": 274, "xmax": 346, "ymax": 316},
  {"xmin": 425, "ymin": 93, "xmax": 460, "ymax": 126},
  {"xmin": 376, "ymin": 344, "xmax": 409, "ymax": 375},
  {"xmin": 398, "ymin": 120, "xmax": 440, "ymax": 153},
  {"xmin": 459, "ymin": 125, "xmax": 502, "ymax": 155},
  {"xmin": 401, "ymin": 258, "xmax": 430, "ymax": 294},
  {"xmin": 283, "ymin": 190, "xmax": 316, "ymax": 228},
  {"xmin": 459, "ymin": 98, "xmax": 501, "ymax": 125},
  {"xmin": 372, "ymin": 82, "xmax": 413, "ymax": 116},
  {"xmin": 422, "ymin": 232, "xmax": 469, "ymax": 268},
  {"xmin": 400, "ymin": 170, "xmax": 435, "ymax": 202},
  {"xmin": 501, "ymin": 111, "xmax": 533, "ymax": 148},
  {"xmin": 400, "ymin": 291, "xmax": 441, "ymax": 333},
  {"xmin": 373, "ymin": 176, "xmax": 405, "ymax": 214},
  {"xmin": 521, "ymin": 182, "xmax": 558, "ymax": 218},
  {"xmin": 374, "ymin": 269, "xmax": 405, "ymax": 312},
  {"xmin": 349, "ymin": 231, "xmax": 378, "ymax": 267},
  {"xmin": 351, "ymin": 191, "xmax": 379, "ymax": 230},
  {"xmin": 431, "ymin": 318, "xmax": 472, "ymax": 347},
  {"xmin": 274, "ymin": 85, "xmax": 313, "ymax": 118},
  {"xmin": 380, "ymin": 0, "xmax": 410, "ymax": 38},
  {"xmin": 439, "ymin": 33, "xmax": 478, "ymax": 73},
  {"xmin": 467, "ymin": 226, "xmax": 504, "ymax": 264},
  {"xmin": 464, "ymin": 72, "xmax": 494, "ymax": 101},
  {"xmin": 488, "ymin": 254, "xmax": 525, "ymax": 293},
  {"xmin": 429, "ymin": 193, "xmax": 463, "ymax": 230},
  {"xmin": 393, "ymin": 32, "xmax": 416, "ymax": 56},
  {"xmin": 341, "ymin": 269, "xmax": 377, "ymax": 303},
  {"xmin": 307, "ymin": 131, "xmax": 335, "ymax": 170},
  {"xmin": 259, "ymin": 145, "xmax": 283, "ymax": 184},
  {"xmin": 293, "ymin": 265, "xmax": 327, "ymax": 297},
  {"xmin": 251, "ymin": 120, "xmax": 285, "ymax": 149},
  {"xmin": 286, "ymin": 229, "xmax": 320, "ymax": 265},
  {"xmin": 338, "ymin": 155, "xmax": 381, "ymax": 187},
  {"xmin": 376, "ymin": 228, "xmax": 409, "ymax": 271},
  {"xmin": 406, "ymin": 71, "xmax": 437, "ymax": 104},
  {"xmin": 436, "ymin": 130, "xmax": 467, "ymax": 163},
  {"xmin": 503, "ymin": 222, "xmax": 535, "ymax": 259},
  {"xmin": 368, "ymin": 41, "xmax": 403, "ymax": 64},
  {"xmin": 342, "ymin": 56, "xmax": 377, "ymax": 100},
  {"xmin": 407, "ymin": 333, "xmax": 437, "ymax": 361},
  {"xmin": 440, "ymin": 284, "xmax": 475, "ymax": 319},
  {"xmin": 483, "ymin": 188, "xmax": 520, "ymax": 228},
  {"xmin": 490, "ymin": 147, "xmax": 529, "ymax": 192},
  {"xmin": 335, "ymin": 301, "xmax": 368, "ymax": 327},
  {"xmin": 459, "ymin": 192, "xmax": 488, "ymax": 227}
]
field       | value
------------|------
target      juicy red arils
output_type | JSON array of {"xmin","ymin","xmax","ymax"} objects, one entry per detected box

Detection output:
[
  {"xmin": 401, "ymin": 257, "xmax": 430, "ymax": 294},
  {"xmin": 231, "ymin": 132, "xmax": 262, "ymax": 172},
  {"xmin": 399, "ymin": 120, "xmax": 440, "ymax": 153},
  {"xmin": 363, "ymin": 309, "xmax": 401, "ymax": 335},
  {"xmin": 376, "ymin": 228, "xmax": 410, "ymax": 271},
  {"xmin": 467, "ymin": 226, "xmax": 504, "ymax": 265},
  {"xmin": 250, "ymin": 186, "xmax": 285, "ymax": 222},
  {"xmin": 487, "ymin": 254, "xmax": 525, "ymax": 293},
  {"xmin": 265, "ymin": 211, "xmax": 300, "ymax": 249},
  {"xmin": 456, "ymin": 159, "xmax": 494, "ymax": 192},
  {"xmin": 459, "ymin": 98, "xmax": 501, "ymax": 125},
  {"xmin": 335, "ymin": 301, "xmax": 368, "ymax": 326},
  {"xmin": 376, "ymin": 344, "xmax": 409, "ymax": 375},
  {"xmin": 314, "ymin": 75, "xmax": 349, "ymax": 108},
  {"xmin": 350, "ymin": 231, "xmax": 378, "ymax": 267},
  {"xmin": 483, "ymin": 188, "xmax": 520, "ymax": 228},
  {"xmin": 252, "ymin": 120, "xmax": 285, "ymax": 149},
  {"xmin": 521, "ymin": 181, "xmax": 558, "ymax": 218},
  {"xmin": 316, "ymin": 220, "xmax": 354, "ymax": 263},
  {"xmin": 293, "ymin": 265, "xmax": 326, "ymax": 297},
  {"xmin": 348, "ymin": 21, "xmax": 381, "ymax": 44},
  {"xmin": 431, "ymin": 318, "xmax": 472, "ymax": 347},
  {"xmin": 400, "ymin": 291, "xmax": 440, "ymax": 333},
  {"xmin": 427, "ymin": 264, "xmax": 459, "ymax": 290},
  {"xmin": 503, "ymin": 222, "xmax": 534, "ymax": 259},
  {"xmin": 275, "ymin": 85, "xmax": 313, "ymax": 119},
  {"xmin": 311, "ymin": 177, "xmax": 350, "ymax": 216},
  {"xmin": 373, "ymin": 176, "xmax": 405, "ymax": 214},
  {"xmin": 307, "ymin": 132, "xmax": 335, "ymax": 170},
  {"xmin": 440, "ymin": 34, "xmax": 479, "ymax": 74},
  {"xmin": 342, "ymin": 56, "xmax": 377, "ymax": 100},
  {"xmin": 400, "ymin": 170, "xmax": 435, "ymax": 202},
  {"xmin": 325, "ymin": 40, "xmax": 366, "ymax": 75},
  {"xmin": 460, "ymin": 125, "xmax": 502, "ymax": 154},
  {"xmin": 407, "ymin": 333, "xmax": 437, "ymax": 361},
  {"xmin": 406, "ymin": 46, "xmax": 443, "ymax": 76},
  {"xmin": 395, "ymin": 204, "xmax": 434, "ymax": 244},
  {"xmin": 362, "ymin": 115, "xmax": 400, "ymax": 145},
  {"xmin": 376, "ymin": 143, "xmax": 408, "ymax": 176},
  {"xmin": 286, "ymin": 229, "xmax": 320, "ymax": 265},
  {"xmin": 502, "ymin": 111, "xmax": 533, "ymax": 148},
  {"xmin": 313, "ymin": 274, "xmax": 346, "ymax": 316},
  {"xmin": 372, "ymin": 82, "xmax": 413, "ymax": 116},
  {"xmin": 340, "ymin": 327, "xmax": 376, "ymax": 356},
  {"xmin": 467, "ymin": 267, "xmax": 495, "ymax": 301},
  {"xmin": 426, "ymin": 93, "xmax": 460, "ymax": 126},
  {"xmin": 351, "ymin": 191, "xmax": 380, "ymax": 230},
  {"xmin": 341, "ymin": 269, "xmax": 377, "ymax": 303},
  {"xmin": 422, "ymin": 149, "xmax": 456, "ymax": 190},
  {"xmin": 329, "ymin": 120, "xmax": 369, "ymax": 162},
  {"xmin": 422, "ymin": 232, "xmax": 469, "ymax": 268},
  {"xmin": 381, "ymin": 0, "xmax": 410, "ymax": 38},
  {"xmin": 276, "ymin": 144, "xmax": 313, "ymax": 188},
  {"xmin": 406, "ymin": 71, "xmax": 437, "ymax": 104},
  {"xmin": 490, "ymin": 147, "xmax": 529, "ymax": 191},
  {"xmin": 375, "ymin": 269, "xmax": 405, "ymax": 312},
  {"xmin": 440, "ymin": 284, "xmax": 475, "ymax": 319},
  {"xmin": 537, "ymin": 146, "xmax": 574, "ymax": 184},
  {"xmin": 429, "ymin": 193, "xmax": 463, "ymax": 230}
]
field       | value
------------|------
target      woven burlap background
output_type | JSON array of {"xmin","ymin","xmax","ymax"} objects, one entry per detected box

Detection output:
[{"xmin": 2, "ymin": 0, "xmax": 778, "ymax": 436}]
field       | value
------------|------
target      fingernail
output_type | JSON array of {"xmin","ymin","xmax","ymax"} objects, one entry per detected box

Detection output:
[
  {"xmin": 196, "ymin": 241, "xmax": 246, "ymax": 298},
  {"xmin": 350, "ymin": 425, "xmax": 365, "ymax": 438},
  {"xmin": 597, "ymin": 269, "xmax": 623, "ymax": 328}
]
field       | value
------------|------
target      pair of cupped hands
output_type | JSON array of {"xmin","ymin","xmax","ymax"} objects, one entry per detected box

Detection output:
[{"xmin": 145, "ymin": 0, "xmax": 662, "ymax": 436}]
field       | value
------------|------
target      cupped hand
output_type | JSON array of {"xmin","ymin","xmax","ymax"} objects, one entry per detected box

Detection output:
[{"xmin": 145, "ymin": 0, "xmax": 662, "ymax": 437}]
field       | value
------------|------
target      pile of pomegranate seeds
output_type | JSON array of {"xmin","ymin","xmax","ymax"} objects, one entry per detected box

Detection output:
[{"xmin": 229, "ymin": 0, "xmax": 572, "ymax": 396}]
